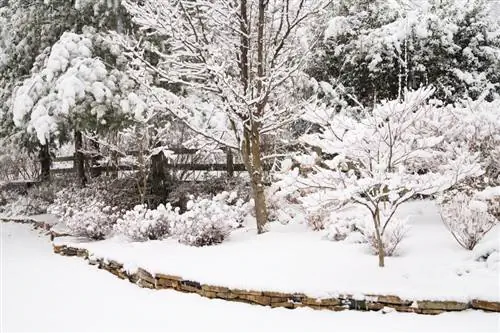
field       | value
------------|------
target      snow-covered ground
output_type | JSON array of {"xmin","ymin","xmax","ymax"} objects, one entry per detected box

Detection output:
[
  {"xmin": 1, "ymin": 222, "xmax": 499, "ymax": 332},
  {"xmin": 55, "ymin": 200, "xmax": 500, "ymax": 303}
]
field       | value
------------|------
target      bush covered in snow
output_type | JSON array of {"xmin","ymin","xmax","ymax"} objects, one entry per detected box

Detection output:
[
  {"xmin": 174, "ymin": 191, "xmax": 248, "ymax": 246},
  {"xmin": 326, "ymin": 208, "xmax": 369, "ymax": 241},
  {"xmin": 0, "ymin": 182, "xmax": 58, "ymax": 217},
  {"xmin": 48, "ymin": 186, "xmax": 123, "ymax": 240},
  {"xmin": 362, "ymin": 217, "xmax": 409, "ymax": 256},
  {"xmin": 115, "ymin": 204, "xmax": 178, "ymax": 241},
  {"xmin": 439, "ymin": 192, "xmax": 497, "ymax": 250}
]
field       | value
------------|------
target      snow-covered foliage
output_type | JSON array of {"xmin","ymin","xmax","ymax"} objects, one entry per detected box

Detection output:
[
  {"xmin": 174, "ymin": 192, "xmax": 248, "ymax": 246},
  {"xmin": 362, "ymin": 216, "xmax": 409, "ymax": 256},
  {"xmin": 472, "ymin": 224, "xmax": 500, "ymax": 271},
  {"xmin": 311, "ymin": 0, "xmax": 500, "ymax": 105},
  {"xmin": 118, "ymin": 0, "xmax": 330, "ymax": 233},
  {"xmin": 325, "ymin": 207, "xmax": 369, "ymax": 241},
  {"xmin": 48, "ymin": 186, "xmax": 123, "ymax": 239},
  {"xmin": 288, "ymin": 86, "xmax": 483, "ymax": 266},
  {"xmin": 439, "ymin": 192, "xmax": 497, "ymax": 250},
  {"xmin": 0, "ymin": 182, "xmax": 58, "ymax": 217},
  {"xmin": 115, "ymin": 204, "xmax": 178, "ymax": 241},
  {"xmin": 11, "ymin": 30, "xmax": 137, "ymax": 145},
  {"xmin": 0, "ymin": 137, "xmax": 40, "ymax": 181}
]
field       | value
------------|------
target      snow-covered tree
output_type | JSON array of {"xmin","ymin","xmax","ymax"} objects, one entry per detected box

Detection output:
[
  {"xmin": 291, "ymin": 86, "xmax": 483, "ymax": 266},
  {"xmin": 119, "ymin": 0, "xmax": 329, "ymax": 233},
  {"xmin": 309, "ymin": 0, "xmax": 500, "ymax": 106}
]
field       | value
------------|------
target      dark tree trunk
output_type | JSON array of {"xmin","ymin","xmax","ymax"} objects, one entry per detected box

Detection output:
[
  {"xmin": 39, "ymin": 144, "xmax": 51, "ymax": 182},
  {"xmin": 74, "ymin": 130, "xmax": 87, "ymax": 186}
]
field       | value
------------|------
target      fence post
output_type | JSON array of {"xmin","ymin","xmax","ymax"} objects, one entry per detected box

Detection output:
[
  {"xmin": 226, "ymin": 148, "xmax": 234, "ymax": 178},
  {"xmin": 74, "ymin": 130, "xmax": 87, "ymax": 186}
]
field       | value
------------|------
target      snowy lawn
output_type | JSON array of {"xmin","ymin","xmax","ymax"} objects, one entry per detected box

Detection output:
[
  {"xmin": 55, "ymin": 200, "xmax": 500, "ymax": 303},
  {"xmin": 2, "ymin": 222, "xmax": 499, "ymax": 332}
]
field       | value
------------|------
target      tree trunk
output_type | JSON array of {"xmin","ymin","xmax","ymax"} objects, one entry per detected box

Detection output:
[
  {"xmin": 39, "ymin": 143, "xmax": 51, "ymax": 182},
  {"xmin": 373, "ymin": 209, "xmax": 385, "ymax": 267},
  {"xmin": 226, "ymin": 148, "xmax": 234, "ymax": 178},
  {"xmin": 242, "ymin": 127, "xmax": 268, "ymax": 234},
  {"xmin": 74, "ymin": 130, "xmax": 87, "ymax": 186},
  {"xmin": 89, "ymin": 138, "xmax": 102, "ymax": 178}
]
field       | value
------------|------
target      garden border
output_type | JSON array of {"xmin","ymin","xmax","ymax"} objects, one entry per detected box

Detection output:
[
  {"xmin": 3, "ymin": 218, "xmax": 499, "ymax": 315},
  {"xmin": 52, "ymin": 243, "xmax": 500, "ymax": 315}
]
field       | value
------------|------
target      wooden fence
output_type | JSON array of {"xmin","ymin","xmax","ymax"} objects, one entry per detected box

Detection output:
[{"xmin": 51, "ymin": 148, "xmax": 245, "ymax": 178}]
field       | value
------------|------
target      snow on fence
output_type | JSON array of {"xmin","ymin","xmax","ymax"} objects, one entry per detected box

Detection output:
[{"xmin": 51, "ymin": 147, "xmax": 249, "ymax": 179}]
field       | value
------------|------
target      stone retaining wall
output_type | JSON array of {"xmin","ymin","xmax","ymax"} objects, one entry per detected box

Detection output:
[
  {"xmin": 53, "ymin": 244, "xmax": 500, "ymax": 315},
  {"xmin": 1, "ymin": 217, "xmax": 52, "ymax": 232}
]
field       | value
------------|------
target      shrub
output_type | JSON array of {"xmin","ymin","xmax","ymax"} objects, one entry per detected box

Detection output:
[
  {"xmin": 306, "ymin": 210, "xmax": 329, "ymax": 231},
  {"xmin": 0, "ymin": 182, "xmax": 58, "ymax": 216},
  {"xmin": 439, "ymin": 192, "xmax": 497, "ymax": 250},
  {"xmin": 326, "ymin": 209, "xmax": 368, "ymax": 242},
  {"xmin": 48, "ymin": 186, "xmax": 122, "ymax": 240},
  {"xmin": 174, "ymin": 191, "xmax": 247, "ymax": 246},
  {"xmin": 362, "ymin": 217, "xmax": 409, "ymax": 256},
  {"xmin": 115, "ymin": 203, "xmax": 178, "ymax": 241}
]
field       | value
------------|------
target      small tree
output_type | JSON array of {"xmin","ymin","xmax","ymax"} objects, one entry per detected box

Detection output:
[{"xmin": 296, "ymin": 86, "xmax": 482, "ymax": 266}]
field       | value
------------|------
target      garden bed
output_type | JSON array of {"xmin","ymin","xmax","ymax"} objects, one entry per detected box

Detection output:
[{"xmin": 52, "ymin": 200, "xmax": 500, "ymax": 312}]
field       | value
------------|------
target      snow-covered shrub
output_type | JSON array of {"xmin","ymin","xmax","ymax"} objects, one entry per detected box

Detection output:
[
  {"xmin": 174, "ymin": 191, "xmax": 247, "ymax": 246},
  {"xmin": 64, "ymin": 203, "xmax": 121, "ymax": 240},
  {"xmin": 167, "ymin": 178, "xmax": 251, "ymax": 212},
  {"xmin": 0, "ymin": 182, "xmax": 58, "ymax": 216},
  {"xmin": 362, "ymin": 217, "xmax": 409, "ymax": 256},
  {"xmin": 439, "ymin": 192, "xmax": 497, "ymax": 250},
  {"xmin": 48, "ymin": 186, "xmax": 123, "ymax": 240},
  {"xmin": 472, "ymin": 225, "xmax": 500, "ymax": 271},
  {"xmin": 326, "ymin": 208, "xmax": 369, "ymax": 241},
  {"xmin": 115, "ymin": 203, "xmax": 178, "ymax": 241},
  {"xmin": 306, "ymin": 209, "xmax": 330, "ymax": 231}
]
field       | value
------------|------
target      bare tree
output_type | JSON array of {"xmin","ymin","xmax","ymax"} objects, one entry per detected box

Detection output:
[{"xmin": 120, "ymin": 0, "xmax": 329, "ymax": 233}]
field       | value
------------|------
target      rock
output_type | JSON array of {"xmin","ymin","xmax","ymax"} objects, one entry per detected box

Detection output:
[
  {"xmin": 137, "ymin": 279, "xmax": 155, "ymax": 289},
  {"xmin": 201, "ymin": 284, "xmax": 229, "ymax": 293},
  {"xmin": 232, "ymin": 289, "xmax": 262, "ymax": 296},
  {"xmin": 327, "ymin": 305, "xmax": 349, "ymax": 311},
  {"xmin": 288, "ymin": 293, "xmax": 307, "ymax": 303},
  {"xmin": 414, "ymin": 308, "xmax": 444, "ymax": 315},
  {"xmin": 76, "ymin": 249, "xmax": 88, "ymax": 258},
  {"xmin": 262, "ymin": 291, "xmax": 292, "ymax": 298},
  {"xmin": 137, "ymin": 268, "xmax": 155, "ymax": 285},
  {"xmin": 375, "ymin": 295, "xmax": 412, "ymax": 306},
  {"xmin": 470, "ymin": 299, "xmax": 500, "ymax": 312},
  {"xmin": 155, "ymin": 273, "xmax": 182, "ymax": 281},
  {"xmin": 270, "ymin": 301, "xmax": 296, "ymax": 309},
  {"xmin": 236, "ymin": 294, "xmax": 271, "ymax": 306},
  {"xmin": 201, "ymin": 290, "xmax": 217, "ymax": 298},
  {"xmin": 53, "ymin": 245, "xmax": 66, "ymax": 254},
  {"xmin": 270, "ymin": 296, "xmax": 289, "ymax": 303},
  {"xmin": 366, "ymin": 302, "xmax": 385, "ymax": 311},
  {"xmin": 216, "ymin": 292, "xmax": 238, "ymax": 300},
  {"xmin": 416, "ymin": 300, "xmax": 468, "ymax": 311},
  {"xmin": 179, "ymin": 283, "xmax": 202, "ymax": 293},
  {"xmin": 320, "ymin": 298, "xmax": 341, "ymax": 306},
  {"xmin": 301, "ymin": 297, "xmax": 322, "ymax": 306},
  {"xmin": 156, "ymin": 278, "xmax": 180, "ymax": 289}
]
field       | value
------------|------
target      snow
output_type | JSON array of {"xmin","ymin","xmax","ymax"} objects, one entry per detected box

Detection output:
[
  {"xmin": 2, "ymin": 222, "xmax": 499, "ymax": 332},
  {"xmin": 55, "ymin": 200, "xmax": 500, "ymax": 303}
]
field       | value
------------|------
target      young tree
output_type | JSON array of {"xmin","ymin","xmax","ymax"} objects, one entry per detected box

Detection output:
[
  {"xmin": 120, "ymin": 0, "xmax": 329, "ymax": 233},
  {"xmin": 294, "ymin": 86, "xmax": 483, "ymax": 266}
]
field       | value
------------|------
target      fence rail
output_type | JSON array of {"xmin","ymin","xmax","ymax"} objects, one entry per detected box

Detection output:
[{"xmin": 51, "ymin": 148, "xmax": 249, "ymax": 177}]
